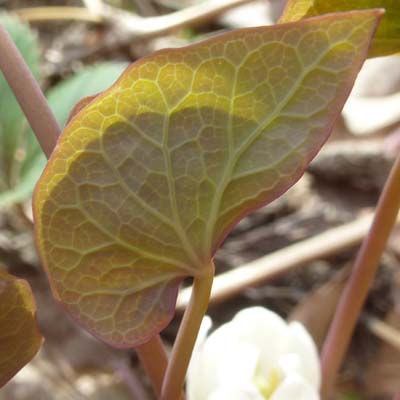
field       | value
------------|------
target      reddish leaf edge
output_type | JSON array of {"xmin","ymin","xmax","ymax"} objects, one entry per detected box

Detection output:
[
  {"xmin": 65, "ymin": 92, "xmax": 101, "ymax": 125},
  {"xmin": 33, "ymin": 9, "xmax": 383, "ymax": 348}
]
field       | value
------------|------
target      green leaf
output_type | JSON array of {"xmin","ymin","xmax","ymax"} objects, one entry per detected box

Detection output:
[
  {"xmin": 0, "ymin": 270, "xmax": 43, "ymax": 387},
  {"xmin": 0, "ymin": 13, "xmax": 40, "ymax": 190},
  {"xmin": 0, "ymin": 62, "xmax": 128, "ymax": 206},
  {"xmin": 279, "ymin": 1, "xmax": 399, "ymax": 57},
  {"xmin": 34, "ymin": 10, "xmax": 381, "ymax": 347},
  {"xmin": 342, "ymin": 392, "xmax": 361, "ymax": 400}
]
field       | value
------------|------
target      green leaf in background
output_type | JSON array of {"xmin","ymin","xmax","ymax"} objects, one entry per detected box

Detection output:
[
  {"xmin": 47, "ymin": 62, "xmax": 129, "ymax": 129},
  {"xmin": 0, "ymin": 61, "xmax": 128, "ymax": 206},
  {"xmin": 279, "ymin": 1, "xmax": 400, "ymax": 57},
  {"xmin": 342, "ymin": 392, "xmax": 361, "ymax": 400},
  {"xmin": 0, "ymin": 270, "xmax": 43, "ymax": 387},
  {"xmin": 0, "ymin": 13, "xmax": 39, "ymax": 192},
  {"xmin": 34, "ymin": 11, "xmax": 381, "ymax": 348}
]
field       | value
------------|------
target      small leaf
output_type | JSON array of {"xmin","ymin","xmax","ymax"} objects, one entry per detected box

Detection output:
[
  {"xmin": 34, "ymin": 11, "xmax": 381, "ymax": 348},
  {"xmin": 279, "ymin": 1, "xmax": 399, "ymax": 57},
  {"xmin": 0, "ymin": 62, "xmax": 128, "ymax": 206},
  {"xmin": 0, "ymin": 13, "xmax": 40, "ymax": 190},
  {"xmin": 0, "ymin": 270, "xmax": 43, "ymax": 387}
]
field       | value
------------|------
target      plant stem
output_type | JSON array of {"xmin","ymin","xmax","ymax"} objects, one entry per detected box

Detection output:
[
  {"xmin": 136, "ymin": 335, "xmax": 168, "ymax": 397},
  {"xmin": 161, "ymin": 262, "xmax": 215, "ymax": 400},
  {"xmin": 0, "ymin": 24, "xmax": 60, "ymax": 158},
  {"xmin": 321, "ymin": 153, "xmax": 400, "ymax": 399},
  {"xmin": 0, "ymin": 23, "xmax": 169, "ymax": 399}
]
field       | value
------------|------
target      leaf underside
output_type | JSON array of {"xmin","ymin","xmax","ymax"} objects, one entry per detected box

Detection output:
[
  {"xmin": 279, "ymin": 0, "xmax": 399, "ymax": 57},
  {"xmin": 34, "ymin": 11, "xmax": 380, "ymax": 348},
  {"xmin": 0, "ymin": 271, "xmax": 42, "ymax": 387}
]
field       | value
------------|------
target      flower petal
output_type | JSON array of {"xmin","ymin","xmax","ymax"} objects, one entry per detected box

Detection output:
[
  {"xmin": 286, "ymin": 321, "xmax": 321, "ymax": 389},
  {"xmin": 187, "ymin": 308, "xmax": 322, "ymax": 400},
  {"xmin": 209, "ymin": 383, "xmax": 264, "ymax": 400},
  {"xmin": 187, "ymin": 320, "xmax": 259, "ymax": 400},
  {"xmin": 230, "ymin": 307, "xmax": 289, "ymax": 374},
  {"xmin": 269, "ymin": 373, "xmax": 319, "ymax": 400}
]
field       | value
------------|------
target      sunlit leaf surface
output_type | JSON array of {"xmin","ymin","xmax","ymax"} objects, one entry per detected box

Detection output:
[
  {"xmin": 0, "ymin": 271, "xmax": 42, "ymax": 387},
  {"xmin": 34, "ymin": 11, "xmax": 381, "ymax": 347},
  {"xmin": 279, "ymin": 1, "xmax": 399, "ymax": 57}
]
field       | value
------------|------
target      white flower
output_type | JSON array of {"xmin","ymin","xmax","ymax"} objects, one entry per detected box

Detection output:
[{"xmin": 187, "ymin": 307, "xmax": 321, "ymax": 400}]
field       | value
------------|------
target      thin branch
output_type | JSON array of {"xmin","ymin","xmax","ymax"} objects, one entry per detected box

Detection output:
[
  {"xmin": 161, "ymin": 262, "xmax": 215, "ymax": 400},
  {"xmin": 177, "ymin": 212, "xmax": 400, "ymax": 311},
  {"xmin": 0, "ymin": 24, "xmax": 60, "ymax": 157},
  {"xmin": 364, "ymin": 314, "xmax": 400, "ymax": 351},
  {"xmin": 321, "ymin": 153, "xmax": 400, "ymax": 399}
]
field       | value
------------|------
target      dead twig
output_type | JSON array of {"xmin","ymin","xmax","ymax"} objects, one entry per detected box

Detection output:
[
  {"xmin": 11, "ymin": 7, "xmax": 103, "ymax": 23},
  {"xmin": 12, "ymin": 0, "xmax": 255, "ymax": 60},
  {"xmin": 13, "ymin": 0, "xmax": 256, "ymax": 69},
  {"xmin": 364, "ymin": 314, "xmax": 400, "ymax": 352}
]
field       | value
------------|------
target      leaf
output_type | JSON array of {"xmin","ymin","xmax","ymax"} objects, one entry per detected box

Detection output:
[
  {"xmin": 279, "ymin": 1, "xmax": 399, "ymax": 57},
  {"xmin": 0, "ymin": 13, "xmax": 40, "ymax": 191},
  {"xmin": 34, "ymin": 11, "xmax": 381, "ymax": 348},
  {"xmin": 0, "ymin": 270, "xmax": 43, "ymax": 387},
  {"xmin": 0, "ymin": 62, "xmax": 128, "ymax": 206}
]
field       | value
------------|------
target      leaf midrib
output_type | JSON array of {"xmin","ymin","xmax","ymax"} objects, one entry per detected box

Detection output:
[{"xmin": 158, "ymin": 81, "xmax": 204, "ymax": 271}]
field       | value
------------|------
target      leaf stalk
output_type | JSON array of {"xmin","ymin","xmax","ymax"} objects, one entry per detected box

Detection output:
[{"xmin": 161, "ymin": 261, "xmax": 215, "ymax": 400}]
